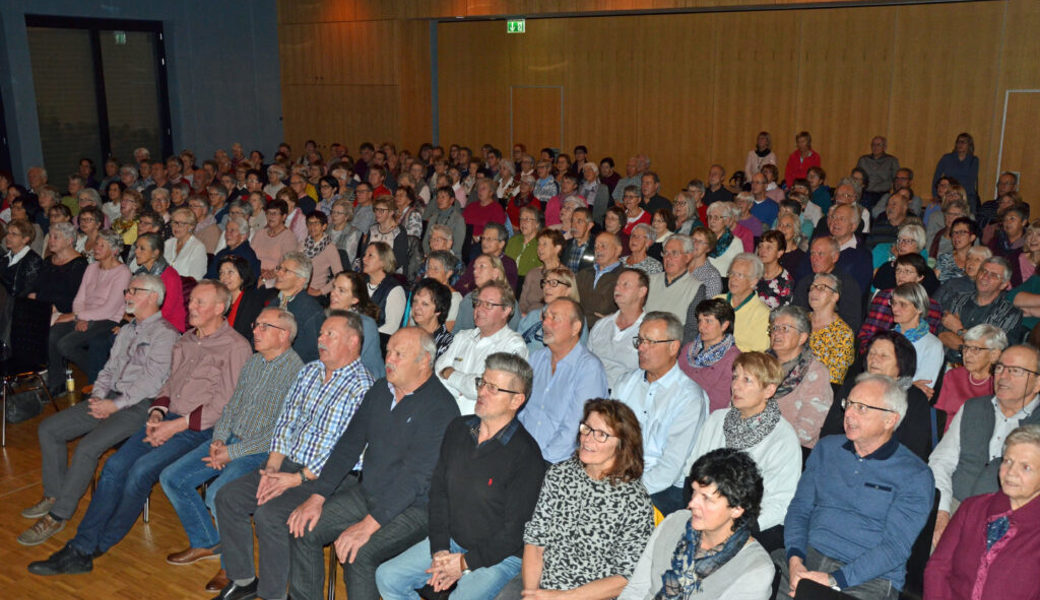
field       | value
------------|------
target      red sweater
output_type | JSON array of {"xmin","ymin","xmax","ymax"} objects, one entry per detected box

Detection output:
[
  {"xmin": 925, "ymin": 491, "xmax": 1040, "ymax": 600},
  {"xmin": 784, "ymin": 149, "xmax": 822, "ymax": 188}
]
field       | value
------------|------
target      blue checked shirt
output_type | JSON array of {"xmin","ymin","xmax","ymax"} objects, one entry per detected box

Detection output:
[{"xmin": 269, "ymin": 358, "xmax": 374, "ymax": 475}]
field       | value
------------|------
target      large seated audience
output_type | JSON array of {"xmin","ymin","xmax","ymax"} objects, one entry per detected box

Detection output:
[{"xmin": 5, "ymin": 131, "xmax": 1040, "ymax": 600}]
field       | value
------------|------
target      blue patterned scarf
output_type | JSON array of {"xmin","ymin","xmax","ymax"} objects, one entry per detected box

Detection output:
[
  {"xmin": 655, "ymin": 519, "xmax": 750, "ymax": 599},
  {"xmin": 895, "ymin": 320, "xmax": 929, "ymax": 343},
  {"xmin": 709, "ymin": 229, "xmax": 734, "ymax": 259},
  {"xmin": 688, "ymin": 334, "xmax": 735, "ymax": 368}
]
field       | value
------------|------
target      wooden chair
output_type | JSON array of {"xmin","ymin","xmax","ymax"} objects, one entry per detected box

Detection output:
[{"xmin": 1, "ymin": 297, "xmax": 61, "ymax": 446}]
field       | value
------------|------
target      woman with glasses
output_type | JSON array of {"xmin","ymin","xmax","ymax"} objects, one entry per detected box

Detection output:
[
  {"xmin": 705, "ymin": 201, "xmax": 743, "ymax": 275},
  {"xmin": 131, "ymin": 233, "xmax": 186, "ymax": 332},
  {"xmin": 808, "ymin": 273, "xmax": 854, "ymax": 385},
  {"xmin": 505, "ymin": 205, "xmax": 544, "ymax": 279},
  {"xmin": 163, "ymin": 206, "xmax": 207, "ymax": 280},
  {"xmin": 620, "ymin": 448, "xmax": 775, "ymax": 599},
  {"xmin": 935, "ymin": 216, "xmax": 979, "ymax": 283},
  {"xmin": 623, "ymin": 224, "xmax": 663, "ymax": 274},
  {"xmin": 517, "ymin": 266, "xmax": 581, "ymax": 354},
  {"xmin": 934, "ymin": 324, "xmax": 1006, "ymax": 433},
  {"xmin": 46, "ymin": 229, "xmax": 131, "ymax": 393},
  {"xmin": 679, "ymin": 299, "xmax": 741, "ymax": 412},
  {"xmin": 455, "ymin": 254, "xmax": 521, "ymax": 333},
  {"xmin": 767, "ymin": 305, "xmax": 833, "ymax": 455},
  {"xmin": 872, "ymin": 223, "xmax": 940, "ymax": 293},
  {"xmin": 820, "ymin": 330, "xmax": 933, "ymax": 460},
  {"xmin": 603, "ymin": 205, "xmax": 630, "ymax": 254},
  {"xmin": 891, "ymin": 282, "xmax": 944, "ymax": 396},
  {"xmin": 719, "ymin": 253, "xmax": 770, "ymax": 352},
  {"xmin": 495, "ymin": 399, "xmax": 654, "ymax": 599},
  {"xmin": 315, "ymin": 175, "xmax": 340, "ymax": 216},
  {"xmin": 74, "ymin": 205, "xmax": 104, "ymax": 261},
  {"xmin": 672, "ymin": 190, "xmax": 701, "ymax": 236},
  {"xmin": 302, "ymin": 211, "xmax": 342, "ymax": 297},
  {"xmin": 362, "ymin": 195, "xmax": 409, "ymax": 275},
  {"xmin": 518, "ymin": 228, "xmax": 566, "ymax": 317}
]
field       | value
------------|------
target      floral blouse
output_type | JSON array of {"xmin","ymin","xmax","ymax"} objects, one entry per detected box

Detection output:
[
  {"xmin": 756, "ymin": 268, "xmax": 793, "ymax": 309},
  {"xmin": 809, "ymin": 317, "xmax": 855, "ymax": 384}
]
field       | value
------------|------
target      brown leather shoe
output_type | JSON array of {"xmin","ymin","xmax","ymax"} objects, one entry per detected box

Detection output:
[
  {"xmin": 206, "ymin": 568, "xmax": 230, "ymax": 592},
  {"xmin": 166, "ymin": 545, "xmax": 220, "ymax": 565}
]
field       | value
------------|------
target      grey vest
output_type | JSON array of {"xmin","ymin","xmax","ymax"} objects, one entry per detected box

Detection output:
[{"xmin": 951, "ymin": 395, "xmax": 1040, "ymax": 502}]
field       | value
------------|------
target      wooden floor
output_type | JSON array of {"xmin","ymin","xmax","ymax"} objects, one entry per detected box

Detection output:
[{"xmin": 0, "ymin": 395, "xmax": 347, "ymax": 599}]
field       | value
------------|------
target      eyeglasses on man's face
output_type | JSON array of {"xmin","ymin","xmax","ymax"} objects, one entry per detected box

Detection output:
[
  {"xmin": 632, "ymin": 336, "xmax": 675, "ymax": 349},
  {"xmin": 252, "ymin": 320, "xmax": 286, "ymax": 333},
  {"xmin": 841, "ymin": 399, "xmax": 897, "ymax": 415},
  {"xmin": 474, "ymin": 377, "xmax": 521, "ymax": 396},
  {"xmin": 994, "ymin": 362, "xmax": 1039, "ymax": 378}
]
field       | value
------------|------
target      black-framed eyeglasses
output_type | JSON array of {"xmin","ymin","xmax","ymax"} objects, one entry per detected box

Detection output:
[
  {"xmin": 994, "ymin": 362, "xmax": 1039, "ymax": 378},
  {"xmin": 540, "ymin": 278, "xmax": 571, "ymax": 289},
  {"xmin": 473, "ymin": 299, "xmax": 507, "ymax": 309},
  {"xmin": 841, "ymin": 399, "xmax": 898, "ymax": 415},
  {"xmin": 632, "ymin": 336, "xmax": 676, "ymax": 349},
  {"xmin": 579, "ymin": 422, "xmax": 614, "ymax": 443},
  {"xmin": 123, "ymin": 287, "xmax": 150, "ymax": 296},
  {"xmin": 252, "ymin": 320, "xmax": 287, "ymax": 332},
  {"xmin": 474, "ymin": 377, "xmax": 522, "ymax": 396}
]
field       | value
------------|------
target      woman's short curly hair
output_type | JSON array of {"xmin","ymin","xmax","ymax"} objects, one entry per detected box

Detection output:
[{"xmin": 687, "ymin": 447, "xmax": 764, "ymax": 532}]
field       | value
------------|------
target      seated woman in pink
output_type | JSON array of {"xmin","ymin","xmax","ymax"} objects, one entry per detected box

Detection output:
[
  {"xmin": 934, "ymin": 323, "xmax": 1005, "ymax": 433},
  {"xmin": 679, "ymin": 298, "xmax": 741, "ymax": 412}
]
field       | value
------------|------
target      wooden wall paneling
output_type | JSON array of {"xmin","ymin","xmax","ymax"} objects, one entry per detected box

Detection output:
[
  {"xmin": 512, "ymin": 86, "xmax": 563, "ymax": 151},
  {"xmin": 887, "ymin": 2, "xmax": 1004, "ymax": 200},
  {"xmin": 437, "ymin": 21, "xmax": 510, "ymax": 150},
  {"xmin": 396, "ymin": 19, "xmax": 434, "ymax": 151},
  {"xmin": 999, "ymin": 92, "xmax": 1040, "ymax": 210},
  {"xmin": 710, "ymin": 10, "xmax": 801, "ymax": 180},
  {"xmin": 792, "ymin": 5, "xmax": 896, "ymax": 181}
]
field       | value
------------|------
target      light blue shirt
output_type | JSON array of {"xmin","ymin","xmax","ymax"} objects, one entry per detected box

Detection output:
[
  {"xmin": 615, "ymin": 362, "xmax": 708, "ymax": 493},
  {"xmin": 593, "ymin": 260, "xmax": 622, "ymax": 287},
  {"xmin": 520, "ymin": 343, "xmax": 608, "ymax": 464}
]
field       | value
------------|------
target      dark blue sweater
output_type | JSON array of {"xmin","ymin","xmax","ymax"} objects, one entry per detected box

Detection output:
[{"xmin": 784, "ymin": 434, "xmax": 933, "ymax": 590}]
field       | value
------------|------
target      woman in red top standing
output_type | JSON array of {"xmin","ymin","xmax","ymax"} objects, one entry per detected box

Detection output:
[{"xmin": 784, "ymin": 131, "xmax": 822, "ymax": 189}]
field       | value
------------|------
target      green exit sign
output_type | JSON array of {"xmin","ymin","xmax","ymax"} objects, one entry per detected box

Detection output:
[{"xmin": 507, "ymin": 19, "xmax": 526, "ymax": 34}]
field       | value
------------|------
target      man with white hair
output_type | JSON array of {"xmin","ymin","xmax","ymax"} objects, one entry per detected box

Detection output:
[
  {"xmin": 939, "ymin": 256, "xmax": 1023, "ymax": 364},
  {"xmin": 19, "ymin": 274, "xmax": 179, "ymax": 546},
  {"xmin": 29, "ymin": 281, "xmax": 252, "ymax": 575},
  {"xmin": 777, "ymin": 373, "xmax": 933, "ymax": 599},
  {"xmin": 645, "ymin": 235, "xmax": 707, "ymax": 329},
  {"xmin": 206, "ymin": 215, "xmax": 260, "ymax": 280},
  {"xmin": 928, "ymin": 344, "xmax": 1040, "ymax": 547},
  {"xmin": 792, "ymin": 236, "xmax": 864, "ymax": 332}
]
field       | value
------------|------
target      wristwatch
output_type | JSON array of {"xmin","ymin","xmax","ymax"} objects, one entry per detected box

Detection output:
[
  {"xmin": 459, "ymin": 554, "xmax": 471, "ymax": 577},
  {"xmin": 299, "ymin": 470, "xmax": 311, "ymax": 484}
]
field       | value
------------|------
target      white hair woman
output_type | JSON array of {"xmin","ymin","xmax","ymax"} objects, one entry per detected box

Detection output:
[{"xmin": 926, "ymin": 424, "xmax": 1040, "ymax": 599}]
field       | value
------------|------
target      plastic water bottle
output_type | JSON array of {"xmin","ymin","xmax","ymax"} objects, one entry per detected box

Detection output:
[{"xmin": 64, "ymin": 368, "xmax": 77, "ymax": 404}]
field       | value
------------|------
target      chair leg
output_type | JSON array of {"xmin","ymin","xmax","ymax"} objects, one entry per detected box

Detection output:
[
  {"xmin": 2, "ymin": 379, "xmax": 8, "ymax": 448},
  {"xmin": 327, "ymin": 546, "xmax": 337, "ymax": 600},
  {"xmin": 143, "ymin": 495, "xmax": 150, "ymax": 523},
  {"xmin": 34, "ymin": 374, "xmax": 60, "ymax": 412}
]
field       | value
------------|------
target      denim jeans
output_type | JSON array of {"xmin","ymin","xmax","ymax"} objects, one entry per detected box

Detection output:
[
  {"xmin": 376, "ymin": 537, "xmax": 521, "ymax": 600},
  {"xmin": 159, "ymin": 434, "xmax": 267, "ymax": 550},
  {"xmin": 69, "ymin": 415, "xmax": 211, "ymax": 555}
]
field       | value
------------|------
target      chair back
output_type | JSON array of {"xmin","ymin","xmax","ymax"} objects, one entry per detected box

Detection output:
[
  {"xmin": 180, "ymin": 276, "xmax": 198, "ymax": 316},
  {"xmin": 3, "ymin": 297, "xmax": 53, "ymax": 374}
]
